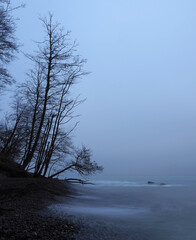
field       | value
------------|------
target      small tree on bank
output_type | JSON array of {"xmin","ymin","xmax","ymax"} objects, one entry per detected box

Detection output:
[
  {"xmin": 0, "ymin": 0, "xmax": 24, "ymax": 92},
  {"xmin": 0, "ymin": 14, "xmax": 103, "ymax": 179}
]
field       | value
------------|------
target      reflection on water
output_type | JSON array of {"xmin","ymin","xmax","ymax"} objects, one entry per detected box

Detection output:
[{"xmin": 49, "ymin": 177, "xmax": 196, "ymax": 240}]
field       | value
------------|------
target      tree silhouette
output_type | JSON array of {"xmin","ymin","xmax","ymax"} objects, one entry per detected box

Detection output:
[
  {"xmin": 0, "ymin": 0, "xmax": 21, "ymax": 92},
  {"xmin": 0, "ymin": 14, "xmax": 102, "ymax": 179}
]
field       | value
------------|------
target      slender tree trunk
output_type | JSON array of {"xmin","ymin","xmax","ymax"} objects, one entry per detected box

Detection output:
[
  {"xmin": 34, "ymin": 115, "xmax": 54, "ymax": 175},
  {"xmin": 1, "ymin": 110, "xmax": 22, "ymax": 154},
  {"xmin": 23, "ymin": 54, "xmax": 52, "ymax": 169},
  {"xmin": 22, "ymin": 80, "xmax": 40, "ymax": 162},
  {"xmin": 41, "ymin": 87, "xmax": 65, "ymax": 176},
  {"xmin": 49, "ymin": 164, "xmax": 74, "ymax": 178}
]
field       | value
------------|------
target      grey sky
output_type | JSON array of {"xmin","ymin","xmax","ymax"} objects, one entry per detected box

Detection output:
[{"xmin": 6, "ymin": 0, "xmax": 196, "ymax": 177}]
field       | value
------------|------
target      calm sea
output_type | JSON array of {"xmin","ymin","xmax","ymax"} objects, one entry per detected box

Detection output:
[{"xmin": 49, "ymin": 176, "xmax": 196, "ymax": 240}]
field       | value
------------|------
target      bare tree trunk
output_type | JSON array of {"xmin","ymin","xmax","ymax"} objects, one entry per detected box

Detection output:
[
  {"xmin": 49, "ymin": 164, "xmax": 74, "ymax": 178},
  {"xmin": 1, "ymin": 105, "xmax": 23, "ymax": 154},
  {"xmin": 22, "ymin": 74, "xmax": 41, "ymax": 162},
  {"xmin": 34, "ymin": 115, "xmax": 54, "ymax": 175},
  {"xmin": 1, "ymin": 118, "xmax": 18, "ymax": 153},
  {"xmin": 22, "ymin": 45, "xmax": 52, "ymax": 169}
]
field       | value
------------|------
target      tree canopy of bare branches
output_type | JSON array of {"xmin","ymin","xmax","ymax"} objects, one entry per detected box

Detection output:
[
  {"xmin": 0, "ymin": 14, "xmax": 103, "ymax": 180},
  {"xmin": 0, "ymin": 0, "xmax": 21, "ymax": 91}
]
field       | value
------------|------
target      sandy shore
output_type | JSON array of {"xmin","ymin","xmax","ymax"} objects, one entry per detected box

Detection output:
[{"xmin": 0, "ymin": 174, "xmax": 79, "ymax": 240}]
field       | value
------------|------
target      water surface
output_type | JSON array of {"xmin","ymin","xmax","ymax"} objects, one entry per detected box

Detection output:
[{"xmin": 50, "ymin": 176, "xmax": 196, "ymax": 240}]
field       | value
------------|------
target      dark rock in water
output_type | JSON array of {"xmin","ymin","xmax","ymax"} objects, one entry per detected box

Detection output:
[
  {"xmin": 148, "ymin": 181, "xmax": 155, "ymax": 184},
  {"xmin": 160, "ymin": 183, "xmax": 166, "ymax": 186}
]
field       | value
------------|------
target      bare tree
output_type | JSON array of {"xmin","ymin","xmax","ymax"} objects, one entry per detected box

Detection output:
[
  {"xmin": 20, "ymin": 14, "xmax": 85, "ymax": 168},
  {"xmin": 9, "ymin": 14, "xmax": 103, "ymax": 178},
  {"xmin": 49, "ymin": 146, "xmax": 103, "ymax": 179},
  {"xmin": 0, "ymin": 0, "xmax": 24, "ymax": 92},
  {"xmin": 0, "ymin": 99, "xmax": 25, "ymax": 160}
]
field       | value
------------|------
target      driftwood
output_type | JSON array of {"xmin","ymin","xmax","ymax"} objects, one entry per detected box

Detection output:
[{"xmin": 63, "ymin": 178, "xmax": 94, "ymax": 185}]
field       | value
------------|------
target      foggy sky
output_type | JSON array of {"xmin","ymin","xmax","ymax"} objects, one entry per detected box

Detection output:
[{"xmin": 5, "ymin": 0, "xmax": 196, "ymax": 177}]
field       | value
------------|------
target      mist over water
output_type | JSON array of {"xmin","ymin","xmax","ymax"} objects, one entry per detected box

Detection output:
[
  {"xmin": 6, "ymin": 0, "xmax": 196, "ymax": 178},
  {"xmin": 49, "ymin": 176, "xmax": 196, "ymax": 240}
]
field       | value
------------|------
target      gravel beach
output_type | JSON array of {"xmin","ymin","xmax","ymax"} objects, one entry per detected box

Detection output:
[{"xmin": 0, "ymin": 174, "xmax": 79, "ymax": 240}]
